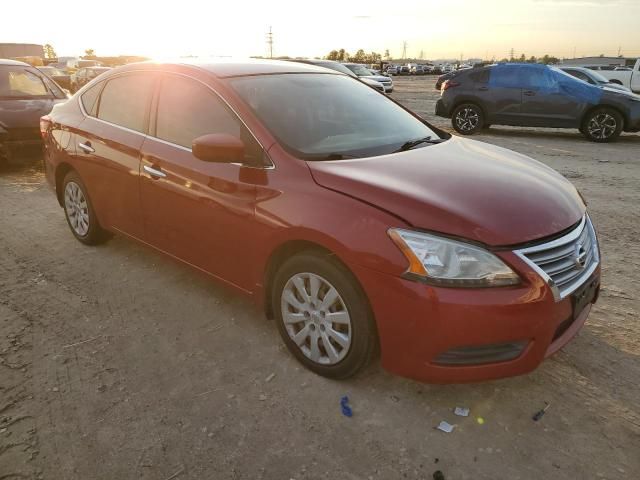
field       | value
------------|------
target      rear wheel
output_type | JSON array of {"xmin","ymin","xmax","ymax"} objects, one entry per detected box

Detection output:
[
  {"xmin": 272, "ymin": 252, "xmax": 377, "ymax": 379},
  {"xmin": 581, "ymin": 107, "xmax": 623, "ymax": 143},
  {"xmin": 62, "ymin": 171, "xmax": 110, "ymax": 245},
  {"xmin": 451, "ymin": 103, "xmax": 484, "ymax": 135}
]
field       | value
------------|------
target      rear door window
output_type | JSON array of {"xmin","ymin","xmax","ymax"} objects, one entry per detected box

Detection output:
[{"xmin": 97, "ymin": 73, "xmax": 155, "ymax": 133}]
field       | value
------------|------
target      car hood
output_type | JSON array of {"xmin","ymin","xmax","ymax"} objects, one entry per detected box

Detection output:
[
  {"xmin": 0, "ymin": 98, "xmax": 63, "ymax": 130},
  {"xmin": 364, "ymin": 74, "xmax": 391, "ymax": 83},
  {"xmin": 307, "ymin": 136, "xmax": 585, "ymax": 247},
  {"xmin": 602, "ymin": 86, "xmax": 640, "ymax": 99},
  {"xmin": 361, "ymin": 77, "xmax": 383, "ymax": 87}
]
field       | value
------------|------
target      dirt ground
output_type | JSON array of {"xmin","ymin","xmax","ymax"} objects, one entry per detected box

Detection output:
[{"xmin": 1, "ymin": 76, "xmax": 639, "ymax": 480}]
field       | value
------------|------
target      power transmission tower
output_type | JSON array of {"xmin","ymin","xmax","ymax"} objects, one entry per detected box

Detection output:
[
  {"xmin": 266, "ymin": 27, "xmax": 274, "ymax": 59},
  {"xmin": 401, "ymin": 41, "xmax": 408, "ymax": 60},
  {"xmin": 509, "ymin": 48, "xmax": 514, "ymax": 61},
  {"xmin": 419, "ymin": 49, "xmax": 424, "ymax": 60},
  {"xmin": 617, "ymin": 46, "xmax": 622, "ymax": 57}
]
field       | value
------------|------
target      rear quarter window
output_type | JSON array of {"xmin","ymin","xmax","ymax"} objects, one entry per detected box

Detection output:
[
  {"xmin": 80, "ymin": 82, "xmax": 103, "ymax": 116},
  {"xmin": 468, "ymin": 70, "xmax": 489, "ymax": 83}
]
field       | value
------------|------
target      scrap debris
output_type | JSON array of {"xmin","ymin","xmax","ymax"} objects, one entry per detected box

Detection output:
[
  {"xmin": 532, "ymin": 402, "xmax": 551, "ymax": 422},
  {"xmin": 340, "ymin": 396, "xmax": 353, "ymax": 417},
  {"xmin": 454, "ymin": 407, "xmax": 470, "ymax": 417},
  {"xmin": 436, "ymin": 421, "xmax": 455, "ymax": 433}
]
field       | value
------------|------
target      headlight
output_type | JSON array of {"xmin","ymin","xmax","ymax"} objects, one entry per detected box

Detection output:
[{"xmin": 388, "ymin": 229, "xmax": 520, "ymax": 287}]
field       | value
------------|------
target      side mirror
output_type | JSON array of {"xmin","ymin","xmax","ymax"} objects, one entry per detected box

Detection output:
[{"xmin": 192, "ymin": 134, "xmax": 245, "ymax": 163}]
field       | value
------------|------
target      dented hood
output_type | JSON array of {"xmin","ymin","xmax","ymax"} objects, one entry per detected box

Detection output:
[{"xmin": 307, "ymin": 136, "xmax": 585, "ymax": 247}]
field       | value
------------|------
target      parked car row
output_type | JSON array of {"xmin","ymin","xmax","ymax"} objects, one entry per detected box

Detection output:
[
  {"xmin": 40, "ymin": 59, "xmax": 601, "ymax": 384},
  {"xmin": 289, "ymin": 59, "xmax": 393, "ymax": 93}
]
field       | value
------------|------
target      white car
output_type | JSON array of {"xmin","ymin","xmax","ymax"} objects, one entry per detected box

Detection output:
[{"xmin": 581, "ymin": 59, "xmax": 640, "ymax": 93}]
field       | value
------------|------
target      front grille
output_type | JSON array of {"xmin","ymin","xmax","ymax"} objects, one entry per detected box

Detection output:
[{"xmin": 515, "ymin": 215, "xmax": 599, "ymax": 301}]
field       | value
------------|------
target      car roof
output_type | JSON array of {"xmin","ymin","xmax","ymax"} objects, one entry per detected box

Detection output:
[
  {"xmin": 0, "ymin": 58, "xmax": 30, "ymax": 66},
  {"xmin": 126, "ymin": 58, "xmax": 338, "ymax": 78}
]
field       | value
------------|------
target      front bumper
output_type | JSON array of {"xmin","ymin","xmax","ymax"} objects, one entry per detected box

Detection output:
[
  {"xmin": 348, "ymin": 253, "xmax": 600, "ymax": 384},
  {"xmin": 625, "ymin": 109, "xmax": 640, "ymax": 132}
]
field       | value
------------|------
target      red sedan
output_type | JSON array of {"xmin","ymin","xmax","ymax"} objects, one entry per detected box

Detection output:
[{"xmin": 41, "ymin": 60, "xmax": 600, "ymax": 383}]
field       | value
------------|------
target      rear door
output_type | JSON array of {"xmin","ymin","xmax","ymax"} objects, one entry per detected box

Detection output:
[
  {"xmin": 482, "ymin": 67, "xmax": 523, "ymax": 124},
  {"xmin": 139, "ymin": 73, "xmax": 265, "ymax": 291},
  {"xmin": 74, "ymin": 72, "xmax": 156, "ymax": 239}
]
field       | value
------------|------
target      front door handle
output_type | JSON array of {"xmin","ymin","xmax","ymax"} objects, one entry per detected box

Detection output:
[
  {"xmin": 143, "ymin": 164, "xmax": 167, "ymax": 179},
  {"xmin": 523, "ymin": 90, "xmax": 536, "ymax": 96},
  {"xmin": 477, "ymin": 86, "xmax": 489, "ymax": 91},
  {"xmin": 78, "ymin": 141, "xmax": 94, "ymax": 154}
]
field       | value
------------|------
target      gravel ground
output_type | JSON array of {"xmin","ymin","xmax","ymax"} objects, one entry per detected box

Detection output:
[{"xmin": 1, "ymin": 76, "xmax": 639, "ymax": 480}]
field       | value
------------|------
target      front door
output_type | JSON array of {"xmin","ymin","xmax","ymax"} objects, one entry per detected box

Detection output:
[
  {"xmin": 518, "ymin": 66, "xmax": 583, "ymax": 127},
  {"xmin": 139, "ymin": 73, "xmax": 265, "ymax": 292}
]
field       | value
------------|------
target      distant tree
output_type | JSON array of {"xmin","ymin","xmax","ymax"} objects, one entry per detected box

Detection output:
[
  {"xmin": 43, "ymin": 44, "xmax": 57, "ymax": 59},
  {"xmin": 518, "ymin": 54, "xmax": 526, "ymax": 62},
  {"xmin": 84, "ymin": 49, "xmax": 95, "ymax": 58},
  {"xmin": 527, "ymin": 56, "xmax": 537, "ymax": 63},
  {"xmin": 540, "ymin": 54, "xmax": 560, "ymax": 65},
  {"xmin": 326, "ymin": 50, "xmax": 339, "ymax": 61},
  {"xmin": 384, "ymin": 49, "xmax": 391, "ymax": 60},
  {"xmin": 348, "ymin": 49, "xmax": 366, "ymax": 63},
  {"xmin": 338, "ymin": 49, "xmax": 347, "ymax": 61}
]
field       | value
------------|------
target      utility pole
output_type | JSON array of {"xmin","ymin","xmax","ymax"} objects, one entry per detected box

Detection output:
[
  {"xmin": 266, "ymin": 26, "xmax": 273, "ymax": 59},
  {"xmin": 573, "ymin": 46, "xmax": 576, "ymax": 59},
  {"xmin": 617, "ymin": 46, "xmax": 622, "ymax": 57},
  {"xmin": 419, "ymin": 49, "xmax": 424, "ymax": 60},
  {"xmin": 401, "ymin": 41, "xmax": 408, "ymax": 60}
]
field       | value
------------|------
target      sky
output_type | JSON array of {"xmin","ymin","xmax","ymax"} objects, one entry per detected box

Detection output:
[{"xmin": 3, "ymin": 0, "xmax": 640, "ymax": 61}]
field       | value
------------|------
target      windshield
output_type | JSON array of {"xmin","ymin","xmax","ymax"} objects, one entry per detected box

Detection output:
[
  {"xmin": 346, "ymin": 64, "xmax": 372, "ymax": 77},
  {"xmin": 0, "ymin": 66, "xmax": 52, "ymax": 98},
  {"xmin": 586, "ymin": 69, "xmax": 610, "ymax": 84},
  {"xmin": 230, "ymin": 73, "xmax": 442, "ymax": 159}
]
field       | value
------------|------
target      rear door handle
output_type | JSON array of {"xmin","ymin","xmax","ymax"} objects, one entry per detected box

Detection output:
[
  {"xmin": 143, "ymin": 164, "xmax": 167, "ymax": 179},
  {"xmin": 523, "ymin": 90, "xmax": 536, "ymax": 96},
  {"xmin": 78, "ymin": 141, "xmax": 94, "ymax": 154},
  {"xmin": 477, "ymin": 86, "xmax": 489, "ymax": 91}
]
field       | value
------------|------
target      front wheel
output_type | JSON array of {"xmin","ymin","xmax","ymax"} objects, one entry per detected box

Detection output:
[
  {"xmin": 272, "ymin": 252, "xmax": 377, "ymax": 379},
  {"xmin": 451, "ymin": 103, "xmax": 484, "ymax": 135},
  {"xmin": 581, "ymin": 107, "xmax": 623, "ymax": 143}
]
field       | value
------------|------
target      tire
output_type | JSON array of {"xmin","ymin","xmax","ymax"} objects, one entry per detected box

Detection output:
[
  {"xmin": 451, "ymin": 103, "xmax": 484, "ymax": 135},
  {"xmin": 272, "ymin": 251, "xmax": 377, "ymax": 379},
  {"xmin": 62, "ymin": 170, "xmax": 110, "ymax": 245},
  {"xmin": 581, "ymin": 107, "xmax": 623, "ymax": 143}
]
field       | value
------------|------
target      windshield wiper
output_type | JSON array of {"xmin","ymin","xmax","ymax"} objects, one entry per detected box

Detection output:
[
  {"xmin": 304, "ymin": 153, "xmax": 362, "ymax": 161},
  {"xmin": 394, "ymin": 136, "xmax": 447, "ymax": 152}
]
